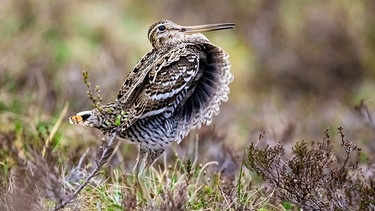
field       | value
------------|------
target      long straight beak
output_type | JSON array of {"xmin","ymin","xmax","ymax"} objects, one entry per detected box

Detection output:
[{"xmin": 181, "ymin": 23, "xmax": 235, "ymax": 34}]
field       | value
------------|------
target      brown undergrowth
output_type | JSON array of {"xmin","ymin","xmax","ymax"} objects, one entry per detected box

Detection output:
[{"xmin": 245, "ymin": 127, "xmax": 375, "ymax": 210}]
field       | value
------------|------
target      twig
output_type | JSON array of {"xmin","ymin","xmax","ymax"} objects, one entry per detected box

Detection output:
[
  {"xmin": 236, "ymin": 149, "xmax": 246, "ymax": 200},
  {"xmin": 53, "ymin": 130, "xmax": 118, "ymax": 210},
  {"xmin": 77, "ymin": 148, "xmax": 90, "ymax": 169},
  {"xmin": 42, "ymin": 102, "xmax": 69, "ymax": 158},
  {"xmin": 355, "ymin": 99, "xmax": 375, "ymax": 129},
  {"xmin": 82, "ymin": 71, "xmax": 119, "ymax": 127},
  {"xmin": 363, "ymin": 103, "xmax": 375, "ymax": 128}
]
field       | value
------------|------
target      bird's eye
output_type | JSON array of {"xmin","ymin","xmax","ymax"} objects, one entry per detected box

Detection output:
[{"xmin": 158, "ymin": 25, "xmax": 166, "ymax": 31}]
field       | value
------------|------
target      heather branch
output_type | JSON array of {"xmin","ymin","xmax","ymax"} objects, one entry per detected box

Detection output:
[
  {"xmin": 82, "ymin": 71, "xmax": 117, "ymax": 127},
  {"xmin": 53, "ymin": 130, "xmax": 118, "ymax": 210},
  {"xmin": 54, "ymin": 71, "xmax": 120, "ymax": 210},
  {"xmin": 245, "ymin": 128, "xmax": 365, "ymax": 210}
]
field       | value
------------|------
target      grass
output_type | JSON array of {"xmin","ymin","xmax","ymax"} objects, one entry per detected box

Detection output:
[
  {"xmin": 3, "ymin": 100, "xmax": 373, "ymax": 210},
  {"xmin": 0, "ymin": 80, "xmax": 266, "ymax": 210},
  {"xmin": 0, "ymin": 114, "xmax": 271, "ymax": 210}
]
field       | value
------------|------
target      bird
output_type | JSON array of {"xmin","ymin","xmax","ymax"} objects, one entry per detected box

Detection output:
[{"xmin": 69, "ymin": 20, "xmax": 235, "ymax": 175}]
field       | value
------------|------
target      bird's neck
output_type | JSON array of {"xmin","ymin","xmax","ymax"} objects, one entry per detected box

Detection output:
[{"xmin": 155, "ymin": 34, "xmax": 210, "ymax": 51}]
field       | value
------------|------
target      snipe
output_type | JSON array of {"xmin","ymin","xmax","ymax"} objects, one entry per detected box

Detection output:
[{"xmin": 69, "ymin": 20, "xmax": 235, "ymax": 174}]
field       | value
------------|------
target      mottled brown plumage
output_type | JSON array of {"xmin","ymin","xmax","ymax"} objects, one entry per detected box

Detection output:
[{"xmin": 69, "ymin": 20, "xmax": 234, "ymax": 173}]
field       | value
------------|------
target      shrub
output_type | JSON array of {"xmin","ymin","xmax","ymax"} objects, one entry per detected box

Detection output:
[{"xmin": 245, "ymin": 127, "xmax": 375, "ymax": 210}]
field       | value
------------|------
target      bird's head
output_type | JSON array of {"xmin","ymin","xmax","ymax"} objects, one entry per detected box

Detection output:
[{"xmin": 147, "ymin": 20, "xmax": 235, "ymax": 49}]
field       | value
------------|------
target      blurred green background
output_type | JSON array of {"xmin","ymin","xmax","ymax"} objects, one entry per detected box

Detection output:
[{"xmin": 1, "ymin": 0, "xmax": 375, "ymax": 164}]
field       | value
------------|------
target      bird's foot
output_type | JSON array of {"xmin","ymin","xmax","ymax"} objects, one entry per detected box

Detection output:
[{"xmin": 134, "ymin": 169, "xmax": 151, "ymax": 203}]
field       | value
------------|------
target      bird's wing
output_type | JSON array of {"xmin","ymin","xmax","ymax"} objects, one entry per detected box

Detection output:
[
  {"xmin": 116, "ymin": 50, "xmax": 157, "ymax": 102},
  {"xmin": 118, "ymin": 47, "xmax": 201, "ymax": 129}
]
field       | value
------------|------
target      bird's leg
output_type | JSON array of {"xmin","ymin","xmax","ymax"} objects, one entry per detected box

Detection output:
[
  {"xmin": 133, "ymin": 145, "xmax": 151, "ymax": 202},
  {"xmin": 132, "ymin": 146, "xmax": 166, "ymax": 202},
  {"xmin": 133, "ymin": 145, "xmax": 148, "ymax": 175},
  {"xmin": 133, "ymin": 146, "xmax": 166, "ymax": 202},
  {"xmin": 145, "ymin": 148, "xmax": 165, "ymax": 169}
]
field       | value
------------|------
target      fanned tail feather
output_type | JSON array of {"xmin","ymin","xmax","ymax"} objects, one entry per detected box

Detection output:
[{"xmin": 176, "ymin": 44, "xmax": 233, "ymax": 143}]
